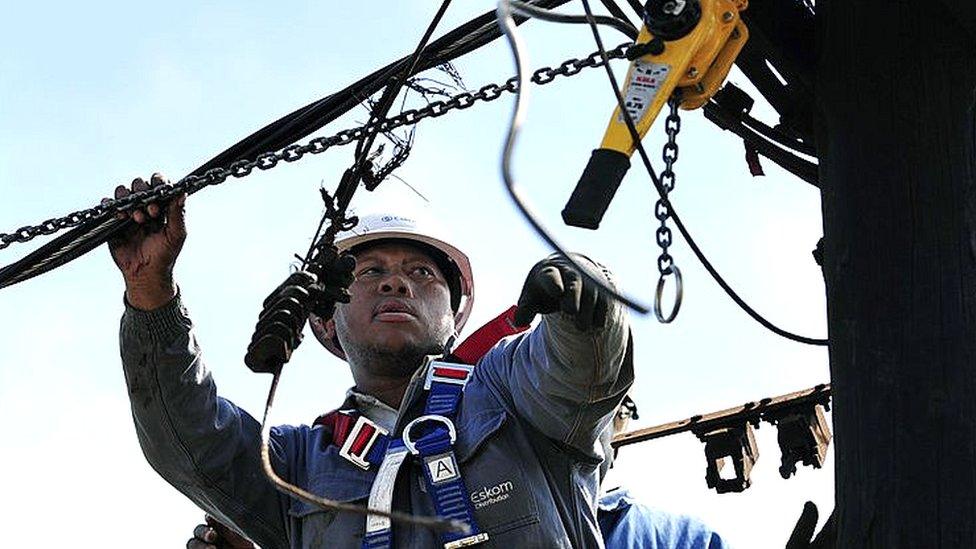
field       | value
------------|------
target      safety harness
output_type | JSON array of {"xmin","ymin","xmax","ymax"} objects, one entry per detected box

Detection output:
[{"xmin": 312, "ymin": 307, "xmax": 527, "ymax": 549}]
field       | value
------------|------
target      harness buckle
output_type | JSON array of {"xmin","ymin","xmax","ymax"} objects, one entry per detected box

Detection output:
[
  {"xmin": 402, "ymin": 414, "xmax": 458, "ymax": 456},
  {"xmin": 424, "ymin": 362, "xmax": 475, "ymax": 390},
  {"xmin": 444, "ymin": 532, "xmax": 490, "ymax": 548},
  {"xmin": 338, "ymin": 415, "xmax": 388, "ymax": 470}
]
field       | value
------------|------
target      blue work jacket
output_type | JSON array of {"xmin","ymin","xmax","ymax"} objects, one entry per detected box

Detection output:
[
  {"xmin": 598, "ymin": 488, "xmax": 732, "ymax": 549},
  {"xmin": 120, "ymin": 294, "xmax": 632, "ymax": 548}
]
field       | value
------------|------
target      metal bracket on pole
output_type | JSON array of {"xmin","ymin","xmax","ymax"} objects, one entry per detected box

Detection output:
[
  {"xmin": 766, "ymin": 401, "xmax": 832, "ymax": 479},
  {"xmin": 612, "ymin": 384, "xmax": 832, "ymax": 493},
  {"xmin": 694, "ymin": 421, "xmax": 760, "ymax": 494}
]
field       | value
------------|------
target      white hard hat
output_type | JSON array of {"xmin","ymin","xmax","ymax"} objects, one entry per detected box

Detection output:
[{"xmin": 313, "ymin": 211, "xmax": 475, "ymax": 359}]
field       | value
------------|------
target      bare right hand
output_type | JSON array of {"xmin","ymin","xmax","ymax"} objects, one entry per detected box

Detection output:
[{"xmin": 106, "ymin": 173, "xmax": 187, "ymax": 310}]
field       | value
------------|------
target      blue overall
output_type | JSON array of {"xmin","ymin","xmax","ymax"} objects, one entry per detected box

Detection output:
[
  {"xmin": 120, "ymin": 292, "xmax": 632, "ymax": 548},
  {"xmin": 598, "ymin": 488, "xmax": 733, "ymax": 549}
]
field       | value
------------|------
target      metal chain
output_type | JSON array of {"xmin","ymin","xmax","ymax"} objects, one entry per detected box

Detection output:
[
  {"xmin": 654, "ymin": 95, "xmax": 683, "ymax": 323},
  {"xmin": 655, "ymin": 96, "xmax": 681, "ymax": 276},
  {"xmin": 0, "ymin": 42, "xmax": 634, "ymax": 251}
]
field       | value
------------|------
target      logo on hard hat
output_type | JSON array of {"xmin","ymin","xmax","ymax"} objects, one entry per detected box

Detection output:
[{"xmin": 380, "ymin": 215, "xmax": 415, "ymax": 224}]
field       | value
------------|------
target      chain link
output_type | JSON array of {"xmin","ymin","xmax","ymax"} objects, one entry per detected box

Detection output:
[
  {"xmin": 655, "ymin": 96, "xmax": 682, "ymax": 276},
  {"xmin": 0, "ymin": 43, "xmax": 633, "ymax": 251},
  {"xmin": 652, "ymin": 95, "xmax": 684, "ymax": 324}
]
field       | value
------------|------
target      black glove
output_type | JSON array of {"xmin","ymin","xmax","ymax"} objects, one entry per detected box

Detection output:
[
  {"xmin": 785, "ymin": 502, "xmax": 836, "ymax": 549},
  {"xmin": 514, "ymin": 253, "xmax": 610, "ymax": 331}
]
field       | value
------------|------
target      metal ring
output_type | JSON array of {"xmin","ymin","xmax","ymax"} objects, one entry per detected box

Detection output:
[
  {"xmin": 654, "ymin": 264, "xmax": 683, "ymax": 324},
  {"xmin": 402, "ymin": 414, "xmax": 457, "ymax": 455}
]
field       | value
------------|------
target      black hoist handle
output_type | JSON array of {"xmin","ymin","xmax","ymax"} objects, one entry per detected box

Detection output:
[{"xmin": 561, "ymin": 148, "xmax": 631, "ymax": 230}]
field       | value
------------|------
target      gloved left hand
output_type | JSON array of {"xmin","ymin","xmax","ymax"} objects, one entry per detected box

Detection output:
[
  {"xmin": 785, "ymin": 502, "xmax": 836, "ymax": 549},
  {"xmin": 514, "ymin": 253, "xmax": 610, "ymax": 331}
]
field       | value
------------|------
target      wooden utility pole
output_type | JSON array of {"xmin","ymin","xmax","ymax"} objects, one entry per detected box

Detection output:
[{"xmin": 818, "ymin": 1, "xmax": 976, "ymax": 546}]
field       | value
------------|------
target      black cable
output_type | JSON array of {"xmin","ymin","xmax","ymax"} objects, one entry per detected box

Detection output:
[
  {"xmin": 703, "ymin": 97, "xmax": 818, "ymax": 186},
  {"xmin": 511, "ymin": 0, "xmax": 637, "ymax": 38},
  {"xmin": 741, "ymin": 113, "xmax": 815, "ymax": 157},
  {"xmin": 255, "ymin": 3, "xmax": 474, "ymax": 532},
  {"xmin": 578, "ymin": 0, "xmax": 828, "ymax": 346},
  {"xmin": 355, "ymin": 0, "xmax": 453, "ymax": 163},
  {"xmin": 196, "ymin": 0, "xmax": 573, "ymax": 175},
  {"xmin": 0, "ymin": 0, "xmax": 575, "ymax": 291},
  {"xmin": 306, "ymin": 0, "xmax": 454, "ymax": 263},
  {"xmin": 623, "ymin": 0, "xmax": 645, "ymax": 20},
  {"xmin": 597, "ymin": 0, "xmax": 639, "ymax": 31}
]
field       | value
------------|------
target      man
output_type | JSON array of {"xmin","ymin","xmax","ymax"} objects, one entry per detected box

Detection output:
[{"xmin": 111, "ymin": 174, "xmax": 632, "ymax": 548}]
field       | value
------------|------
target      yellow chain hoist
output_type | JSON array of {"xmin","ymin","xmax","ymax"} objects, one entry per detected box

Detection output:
[{"xmin": 563, "ymin": 0, "xmax": 749, "ymax": 230}]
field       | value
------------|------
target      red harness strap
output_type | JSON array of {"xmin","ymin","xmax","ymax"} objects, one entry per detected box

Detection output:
[
  {"xmin": 314, "ymin": 408, "xmax": 358, "ymax": 446},
  {"xmin": 449, "ymin": 305, "xmax": 526, "ymax": 365}
]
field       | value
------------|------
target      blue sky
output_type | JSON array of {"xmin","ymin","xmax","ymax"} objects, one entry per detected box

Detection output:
[{"xmin": 0, "ymin": 2, "xmax": 830, "ymax": 546}]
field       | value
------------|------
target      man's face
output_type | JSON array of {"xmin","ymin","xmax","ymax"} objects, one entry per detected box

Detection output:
[{"xmin": 331, "ymin": 241, "xmax": 455, "ymax": 374}]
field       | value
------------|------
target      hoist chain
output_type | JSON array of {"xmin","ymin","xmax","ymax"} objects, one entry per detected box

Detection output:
[
  {"xmin": 655, "ymin": 96, "xmax": 681, "ymax": 276},
  {"xmin": 0, "ymin": 42, "xmax": 633, "ymax": 251},
  {"xmin": 653, "ymin": 95, "xmax": 684, "ymax": 323}
]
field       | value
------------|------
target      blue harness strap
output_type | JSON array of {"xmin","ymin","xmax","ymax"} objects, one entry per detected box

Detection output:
[
  {"xmin": 409, "ymin": 423, "xmax": 488, "ymax": 548},
  {"xmin": 362, "ymin": 359, "xmax": 488, "ymax": 549}
]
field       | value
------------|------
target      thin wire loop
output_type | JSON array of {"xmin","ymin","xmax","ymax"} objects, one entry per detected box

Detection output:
[{"xmin": 497, "ymin": 0, "xmax": 652, "ymax": 315}]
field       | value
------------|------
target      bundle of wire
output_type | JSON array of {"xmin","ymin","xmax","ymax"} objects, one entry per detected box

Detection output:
[{"xmin": 0, "ymin": 0, "xmax": 578, "ymax": 289}]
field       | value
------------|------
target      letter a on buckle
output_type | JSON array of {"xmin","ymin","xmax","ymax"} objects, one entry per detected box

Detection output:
[{"xmin": 339, "ymin": 416, "xmax": 388, "ymax": 470}]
